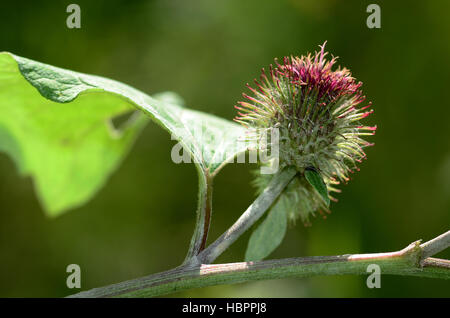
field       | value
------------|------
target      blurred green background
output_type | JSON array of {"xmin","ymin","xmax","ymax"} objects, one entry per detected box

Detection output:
[{"xmin": 0, "ymin": 0, "xmax": 449, "ymax": 297}]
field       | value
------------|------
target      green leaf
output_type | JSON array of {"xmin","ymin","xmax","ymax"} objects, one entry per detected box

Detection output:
[
  {"xmin": 245, "ymin": 196, "xmax": 288, "ymax": 261},
  {"xmin": 304, "ymin": 167, "xmax": 330, "ymax": 207},
  {"xmin": 0, "ymin": 52, "xmax": 250, "ymax": 216}
]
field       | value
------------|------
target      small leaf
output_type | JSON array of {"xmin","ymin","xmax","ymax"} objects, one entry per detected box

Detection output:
[
  {"xmin": 304, "ymin": 167, "xmax": 330, "ymax": 207},
  {"xmin": 245, "ymin": 197, "xmax": 288, "ymax": 262}
]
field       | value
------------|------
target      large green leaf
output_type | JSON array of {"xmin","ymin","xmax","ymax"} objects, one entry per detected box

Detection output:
[{"xmin": 0, "ymin": 52, "xmax": 250, "ymax": 216}]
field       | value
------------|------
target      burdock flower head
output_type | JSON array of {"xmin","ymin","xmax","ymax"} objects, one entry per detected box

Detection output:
[{"xmin": 235, "ymin": 42, "xmax": 376, "ymax": 225}]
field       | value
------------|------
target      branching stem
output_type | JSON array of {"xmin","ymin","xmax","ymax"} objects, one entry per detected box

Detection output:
[
  {"xmin": 67, "ymin": 167, "xmax": 450, "ymax": 298},
  {"xmin": 69, "ymin": 235, "xmax": 450, "ymax": 298},
  {"xmin": 195, "ymin": 166, "xmax": 297, "ymax": 265}
]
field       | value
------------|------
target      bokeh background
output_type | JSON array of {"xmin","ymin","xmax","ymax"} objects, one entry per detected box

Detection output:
[{"xmin": 0, "ymin": 0, "xmax": 449, "ymax": 297}]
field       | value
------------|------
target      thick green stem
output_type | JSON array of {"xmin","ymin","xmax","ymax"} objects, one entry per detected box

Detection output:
[
  {"xmin": 68, "ymin": 240, "xmax": 450, "ymax": 298},
  {"xmin": 182, "ymin": 170, "xmax": 213, "ymax": 263}
]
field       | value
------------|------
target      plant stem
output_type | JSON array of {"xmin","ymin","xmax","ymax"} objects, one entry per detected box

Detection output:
[
  {"xmin": 183, "ymin": 165, "xmax": 296, "ymax": 265},
  {"xmin": 68, "ymin": 238, "xmax": 450, "ymax": 298},
  {"xmin": 195, "ymin": 166, "xmax": 298, "ymax": 265},
  {"xmin": 182, "ymin": 170, "xmax": 213, "ymax": 263},
  {"xmin": 420, "ymin": 230, "xmax": 450, "ymax": 259},
  {"xmin": 67, "ymin": 161, "xmax": 450, "ymax": 298}
]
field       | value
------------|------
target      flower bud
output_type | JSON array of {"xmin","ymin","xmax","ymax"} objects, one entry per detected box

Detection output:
[{"xmin": 235, "ymin": 42, "xmax": 376, "ymax": 224}]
